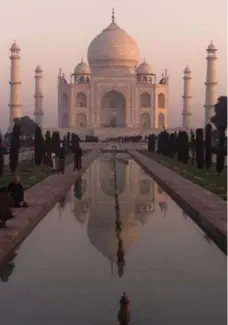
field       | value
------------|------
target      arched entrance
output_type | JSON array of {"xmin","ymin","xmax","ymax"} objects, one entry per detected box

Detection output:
[
  {"xmin": 140, "ymin": 113, "xmax": 151, "ymax": 130},
  {"xmin": 101, "ymin": 90, "xmax": 126, "ymax": 127},
  {"xmin": 76, "ymin": 113, "xmax": 87, "ymax": 128}
]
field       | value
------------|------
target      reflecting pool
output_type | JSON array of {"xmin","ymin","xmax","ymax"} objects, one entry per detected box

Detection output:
[{"xmin": 0, "ymin": 154, "xmax": 226, "ymax": 325}]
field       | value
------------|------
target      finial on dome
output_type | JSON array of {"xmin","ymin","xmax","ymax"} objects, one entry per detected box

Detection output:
[
  {"xmin": 81, "ymin": 57, "xmax": 83, "ymax": 63},
  {"xmin": 143, "ymin": 58, "xmax": 146, "ymax": 64},
  {"xmin": 112, "ymin": 8, "xmax": 115, "ymax": 23}
]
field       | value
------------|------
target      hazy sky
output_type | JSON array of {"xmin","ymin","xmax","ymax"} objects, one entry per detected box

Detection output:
[{"xmin": 0, "ymin": 0, "xmax": 227, "ymax": 132}]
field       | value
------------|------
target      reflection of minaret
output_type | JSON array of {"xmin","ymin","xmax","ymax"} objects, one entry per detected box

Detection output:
[
  {"xmin": 34, "ymin": 65, "xmax": 44, "ymax": 127},
  {"xmin": 118, "ymin": 292, "xmax": 130, "ymax": 325},
  {"xmin": 9, "ymin": 41, "xmax": 22, "ymax": 130},
  {"xmin": 204, "ymin": 41, "xmax": 218, "ymax": 126}
]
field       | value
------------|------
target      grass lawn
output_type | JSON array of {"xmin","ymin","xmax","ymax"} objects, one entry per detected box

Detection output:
[
  {"xmin": 140, "ymin": 150, "xmax": 227, "ymax": 201},
  {"xmin": 0, "ymin": 153, "xmax": 74, "ymax": 190}
]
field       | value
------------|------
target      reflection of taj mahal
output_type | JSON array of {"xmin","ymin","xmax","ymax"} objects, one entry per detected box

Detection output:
[
  {"xmin": 58, "ymin": 10, "xmax": 168, "ymax": 137},
  {"xmin": 71, "ymin": 154, "xmax": 168, "ymax": 267}
]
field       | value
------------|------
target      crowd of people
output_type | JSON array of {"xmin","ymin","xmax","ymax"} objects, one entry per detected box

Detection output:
[{"xmin": 0, "ymin": 142, "xmax": 83, "ymax": 228}]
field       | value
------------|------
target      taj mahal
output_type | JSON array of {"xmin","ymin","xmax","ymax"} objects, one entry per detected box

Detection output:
[
  {"xmin": 58, "ymin": 10, "xmax": 168, "ymax": 137},
  {"xmin": 8, "ymin": 10, "xmax": 218, "ymax": 137}
]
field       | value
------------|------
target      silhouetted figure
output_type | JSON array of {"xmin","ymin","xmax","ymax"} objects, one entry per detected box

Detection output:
[
  {"xmin": 8, "ymin": 176, "xmax": 28, "ymax": 208},
  {"xmin": 0, "ymin": 252, "xmax": 17, "ymax": 282},
  {"xmin": 0, "ymin": 187, "xmax": 15, "ymax": 228},
  {"xmin": 59, "ymin": 144, "xmax": 65, "ymax": 173},
  {"xmin": 73, "ymin": 143, "xmax": 82, "ymax": 171},
  {"xmin": 118, "ymin": 292, "xmax": 130, "ymax": 325},
  {"xmin": 74, "ymin": 177, "xmax": 82, "ymax": 200}
]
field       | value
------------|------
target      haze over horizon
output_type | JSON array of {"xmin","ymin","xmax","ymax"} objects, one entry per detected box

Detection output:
[{"xmin": 0, "ymin": 0, "xmax": 227, "ymax": 132}]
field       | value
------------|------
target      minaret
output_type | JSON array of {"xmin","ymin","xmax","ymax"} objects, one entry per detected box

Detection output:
[
  {"xmin": 9, "ymin": 41, "xmax": 22, "ymax": 130},
  {"xmin": 34, "ymin": 65, "xmax": 44, "ymax": 127},
  {"xmin": 204, "ymin": 41, "xmax": 218, "ymax": 126},
  {"xmin": 182, "ymin": 66, "xmax": 192, "ymax": 129}
]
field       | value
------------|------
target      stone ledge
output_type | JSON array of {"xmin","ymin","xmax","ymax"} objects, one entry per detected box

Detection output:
[
  {"xmin": 0, "ymin": 150, "xmax": 100, "ymax": 267},
  {"xmin": 128, "ymin": 150, "xmax": 227, "ymax": 254}
]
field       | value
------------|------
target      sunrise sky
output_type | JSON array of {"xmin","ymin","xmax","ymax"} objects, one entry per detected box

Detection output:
[{"xmin": 0, "ymin": 0, "xmax": 227, "ymax": 132}]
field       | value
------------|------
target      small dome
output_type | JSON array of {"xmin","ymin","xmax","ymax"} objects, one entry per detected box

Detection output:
[
  {"xmin": 207, "ymin": 41, "xmax": 217, "ymax": 51},
  {"xmin": 10, "ymin": 41, "xmax": 20, "ymax": 51},
  {"xmin": 136, "ymin": 60, "xmax": 153, "ymax": 74},
  {"xmin": 35, "ymin": 65, "xmax": 43, "ymax": 73},
  {"xmin": 184, "ymin": 65, "xmax": 191, "ymax": 74},
  {"xmin": 74, "ymin": 60, "xmax": 91, "ymax": 75},
  {"xmin": 87, "ymin": 12, "xmax": 140, "ymax": 69}
]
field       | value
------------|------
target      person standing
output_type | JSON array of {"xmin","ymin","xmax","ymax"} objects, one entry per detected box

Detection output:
[
  {"xmin": 73, "ymin": 143, "xmax": 82, "ymax": 171},
  {"xmin": 59, "ymin": 143, "xmax": 66, "ymax": 174}
]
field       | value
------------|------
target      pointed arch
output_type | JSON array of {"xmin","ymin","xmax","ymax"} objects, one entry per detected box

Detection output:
[
  {"xmin": 76, "ymin": 93, "xmax": 87, "ymax": 107},
  {"xmin": 158, "ymin": 93, "xmax": 165, "ymax": 108},
  {"xmin": 76, "ymin": 113, "xmax": 87, "ymax": 128},
  {"xmin": 140, "ymin": 92, "xmax": 151, "ymax": 108},
  {"xmin": 140, "ymin": 113, "xmax": 151, "ymax": 130},
  {"xmin": 158, "ymin": 113, "xmax": 165, "ymax": 128}
]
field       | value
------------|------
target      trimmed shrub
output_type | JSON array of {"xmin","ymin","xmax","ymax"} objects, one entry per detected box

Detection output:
[
  {"xmin": 34, "ymin": 126, "xmax": 44, "ymax": 166},
  {"xmin": 205, "ymin": 123, "xmax": 212, "ymax": 169},
  {"xmin": 9, "ymin": 123, "xmax": 21, "ymax": 174},
  {"xmin": 195, "ymin": 128, "xmax": 204, "ymax": 169}
]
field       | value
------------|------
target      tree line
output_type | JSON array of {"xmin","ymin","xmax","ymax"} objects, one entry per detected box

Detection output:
[
  {"xmin": 0, "ymin": 124, "xmax": 81, "ymax": 177},
  {"xmin": 148, "ymin": 96, "xmax": 227, "ymax": 174},
  {"xmin": 148, "ymin": 125, "xmax": 226, "ymax": 174}
]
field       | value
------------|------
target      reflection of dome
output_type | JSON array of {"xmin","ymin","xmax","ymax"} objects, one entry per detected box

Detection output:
[
  {"xmin": 87, "ymin": 216, "xmax": 138, "ymax": 261},
  {"xmin": 74, "ymin": 59, "xmax": 91, "ymax": 75},
  {"xmin": 87, "ymin": 12, "xmax": 140, "ymax": 69}
]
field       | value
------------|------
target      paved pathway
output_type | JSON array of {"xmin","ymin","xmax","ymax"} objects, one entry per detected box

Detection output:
[
  {"xmin": 0, "ymin": 149, "xmax": 100, "ymax": 267},
  {"xmin": 128, "ymin": 150, "xmax": 227, "ymax": 253}
]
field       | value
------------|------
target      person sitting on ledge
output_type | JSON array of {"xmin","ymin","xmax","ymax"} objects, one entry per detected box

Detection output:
[
  {"xmin": 0, "ymin": 187, "xmax": 16, "ymax": 228},
  {"xmin": 8, "ymin": 176, "xmax": 29, "ymax": 208}
]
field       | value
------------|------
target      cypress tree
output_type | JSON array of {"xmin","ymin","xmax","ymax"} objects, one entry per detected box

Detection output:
[
  {"xmin": 190, "ymin": 131, "xmax": 196, "ymax": 166},
  {"xmin": 0, "ymin": 133, "xmax": 4, "ymax": 177},
  {"xmin": 182, "ymin": 131, "xmax": 189, "ymax": 164},
  {"xmin": 195, "ymin": 128, "xmax": 204, "ymax": 169},
  {"xmin": 66, "ymin": 132, "xmax": 71, "ymax": 152},
  {"xmin": 34, "ymin": 126, "xmax": 44, "ymax": 166},
  {"xmin": 9, "ymin": 123, "xmax": 21, "ymax": 174},
  {"xmin": 205, "ymin": 123, "xmax": 213, "ymax": 169},
  {"xmin": 44, "ymin": 130, "xmax": 52, "ymax": 156},
  {"xmin": 216, "ymin": 127, "xmax": 226, "ymax": 174},
  {"xmin": 51, "ymin": 131, "xmax": 61, "ymax": 155}
]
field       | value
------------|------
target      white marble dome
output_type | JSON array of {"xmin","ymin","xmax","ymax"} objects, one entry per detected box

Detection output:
[
  {"xmin": 74, "ymin": 60, "xmax": 91, "ymax": 75},
  {"xmin": 137, "ymin": 60, "xmax": 153, "ymax": 74},
  {"xmin": 87, "ymin": 19, "xmax": 140, "ymax": 68}
]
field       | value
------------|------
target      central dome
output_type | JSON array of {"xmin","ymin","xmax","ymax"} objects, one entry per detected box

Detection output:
[{"xmin": 87, "ymin": 14, "xmax": 140, "ymax": 69}]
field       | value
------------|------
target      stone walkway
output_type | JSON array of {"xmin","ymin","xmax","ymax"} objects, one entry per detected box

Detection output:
[
  {"xmin": 128, "ymin": 150, "xmax": 227, "ymax": 253},
  {"xmin": 0, "ymin": 149, "xmax": 100, "ymax": 267}
]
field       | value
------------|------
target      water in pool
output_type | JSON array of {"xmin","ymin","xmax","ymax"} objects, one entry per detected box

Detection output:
[{"xmin": 0, "ymin": 154, "xmax": 226, "ymax": 325}]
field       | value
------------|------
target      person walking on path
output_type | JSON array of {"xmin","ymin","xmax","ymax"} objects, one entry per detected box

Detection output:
[
  {"xmin": 59, "ymin": 143, "xmax": 66, "ymax": 174},
  {"xmin": 73, "ymin": 143, "xmax": 82, "ymax": 171}
]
